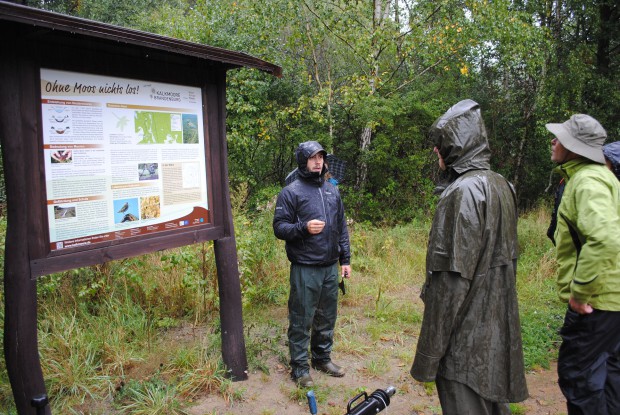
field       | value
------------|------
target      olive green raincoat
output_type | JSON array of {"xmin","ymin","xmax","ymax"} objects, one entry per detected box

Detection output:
[{"xmin": 411, "ymin": 100, "xmax": 528, "ymax": 403}]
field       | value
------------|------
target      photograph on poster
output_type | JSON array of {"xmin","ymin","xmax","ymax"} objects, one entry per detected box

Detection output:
[
  {"xmin": 138, "ymin": 163, "xmax": 158, "ymax": 181},
  {"xmin": 53, "ymin": 205, "xmax": 76, "ymax": 219},
  {"xmin": 113, "ymin": 198, "xmax": 139, "ymax": 224},
  {"xmin": 51, "ymin": 149, "xmax": 72, "ymax": 163}
]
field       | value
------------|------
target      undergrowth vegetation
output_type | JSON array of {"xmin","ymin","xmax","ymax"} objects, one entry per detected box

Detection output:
[
  {"xmin": 0, "ymin": 203, "xmax": 563, "ymax": 413},
  {"xmin": 516, "ymin": 207, "xmax": 566, "ymax": 370}
]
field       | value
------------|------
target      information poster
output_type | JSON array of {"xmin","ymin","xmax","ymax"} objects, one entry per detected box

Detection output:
[{"xmin": 41, "ymin": 69, "xmax": 210, "ymax": 251}]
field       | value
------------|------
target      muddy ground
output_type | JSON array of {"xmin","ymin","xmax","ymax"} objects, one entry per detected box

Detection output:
[{"xmin": 182, "ymin": 299, "xmax": 566, "ymax": 415}]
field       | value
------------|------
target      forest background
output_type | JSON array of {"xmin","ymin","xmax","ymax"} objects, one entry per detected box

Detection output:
[
  {"xmin": 2, "ymin": 0, "xmax": 619, "ymax": 218},
  {"xmin": 0, "ymin": 0, "xmax": 618, "ymax": 414}
]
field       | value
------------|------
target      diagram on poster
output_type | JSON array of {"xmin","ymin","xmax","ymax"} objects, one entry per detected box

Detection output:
[{"xmin": 41, "ymin": 69, "xmax": 210, "ymax": 251}]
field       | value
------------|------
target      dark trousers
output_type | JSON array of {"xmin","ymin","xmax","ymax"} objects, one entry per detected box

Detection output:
[
  {"xmin": 558, "ymin": 307, "xmax": 620, "ymax": 415},
  {"xmin": 436, "ymin": 376, "xmax": 511, "ymax": 415},
  {"xmin": 288, "ymin": 263, "xmax": 338, "ymax": 379}
]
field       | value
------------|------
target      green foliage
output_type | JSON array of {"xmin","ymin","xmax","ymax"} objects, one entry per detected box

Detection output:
[
  {"xmin": 233, "ymin": 193, "xmax": 289, "ymax": 308},
  {"xmin": 26, "ymin": 0, "xmax": 187, "ymax": 29},
  {"xmin": 36, "ymin": 296, "xmax": 146, "ymax": 412},
  {"xmin": 509, "ymin": 402, "xmax": 527, "ymax": 415},
  {"xmin": 20, "ymin": 0, "xmax": 620, "ymax": 217},
  {"xmin": 516, "ymin": 205, "xmax": 565, "ymax": 369},
  {"xmin": 0, "ymin": 146, "xmax": 5, "ymax": 207},
  {"xmin": 226, "ymin": 69, "xmax": 308, "ymax": 191},
  {"xmin": 348, "ymin": 97, "xmax": 440, "ymax": 223},
  {"xmin": 244, "ymin": 320, "xmax": 287, "ymax": 374}
]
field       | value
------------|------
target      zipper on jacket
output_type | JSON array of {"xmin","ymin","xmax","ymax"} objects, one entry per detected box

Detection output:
[
  {"xmin": 296, "ymin": 214, "xmax": 307, "ymax": 250},
  {"xmin": 318, "ymin": 186, "xmax": 327, "ymax": 226}
]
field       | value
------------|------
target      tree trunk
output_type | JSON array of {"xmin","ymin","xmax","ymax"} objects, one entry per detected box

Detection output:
[
  {"xmin": 596, "ymin": 2, "xmax": 615, "ymax": 76},
  {"xmin": 356, "ymin": 0, "xmax": 390, "ymax": 189}
]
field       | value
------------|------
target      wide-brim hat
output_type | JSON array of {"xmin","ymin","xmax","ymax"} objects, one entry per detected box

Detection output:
[{"xmin": 545, "ymin": 114, "xmax": 606, "ymax": 164}]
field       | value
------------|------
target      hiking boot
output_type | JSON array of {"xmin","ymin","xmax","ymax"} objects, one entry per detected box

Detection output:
[
  {"xmin": 294, "ymin": 373, "xmax": 314, "ymax": 388},
  {"xmin": 312, "ymin": 361, "xmax": 345, "ymax": 377}
]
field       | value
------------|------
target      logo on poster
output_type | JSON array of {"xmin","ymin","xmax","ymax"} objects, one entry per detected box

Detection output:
[{"xmin": 150, "ymin": 87, "xmax": 181, "ymax": 102}]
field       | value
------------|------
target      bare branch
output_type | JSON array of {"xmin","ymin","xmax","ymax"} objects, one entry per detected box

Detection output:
[
  {"xmin": 301, "ymin": 0, "xmax": 372, "ymax": 74},
  {"xmin": 385, "ymin": 53, "xmax": 455, "ymax": 97}
]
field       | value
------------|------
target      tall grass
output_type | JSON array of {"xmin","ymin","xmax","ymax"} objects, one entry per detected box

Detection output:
[
  {"xmin": 0, "ymin": 202, "xmax": 563, "ymax": 413},
  {"xmin": 516, "ymin": 205, "xmax": 565, "ymax": 369}
]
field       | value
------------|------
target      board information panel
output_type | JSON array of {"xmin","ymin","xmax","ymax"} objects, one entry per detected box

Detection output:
[
  {"xmin": 41, "ymin": 69, "xmax": 210, "ymax": 251},
  {"xmin": 2, "ymin": 4, "xmax": 282, "ymax": 410}
]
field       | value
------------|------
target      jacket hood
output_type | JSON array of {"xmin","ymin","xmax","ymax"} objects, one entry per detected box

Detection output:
[
  {"xmin": 429, "ymin": 99, "xmax": 491, "ymax": 175},
  {"xmin": 295, "ymin": 141, "xmax": 328, "ymax": 181},
  {"xmin": 603, "ymin": 141, "xmax": 620, "ymax": 180}
]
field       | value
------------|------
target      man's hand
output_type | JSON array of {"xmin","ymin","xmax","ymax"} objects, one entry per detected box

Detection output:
[
  {"xmin": 569, "ymin": 297, "xmax": 593, "ymax": 315},
  {"xmin": 341, "ymin": 265, "xmax": 351, "ymax": 279},
  {"xmin": 307, "ymin": 219, "xmax": 325, "ymax": 234}
]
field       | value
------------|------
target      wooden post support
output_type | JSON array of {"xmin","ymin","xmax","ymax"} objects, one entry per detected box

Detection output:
[
  {"xmin": 211, "ymin": 76, "xmax": 248, "ymax": 381},
  {"xmin": 1, "ymin": 47, "xmax": 50, "ymax": 415},
  {"xmin": 214, "ymin": 236, "xmax": 248, "ymax": 380}
]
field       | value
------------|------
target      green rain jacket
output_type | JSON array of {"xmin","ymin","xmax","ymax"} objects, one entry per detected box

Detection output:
[
  {"xmin": 411, "ymin": 100, "xmax": 528, "ymax": 403},
  {"xmin": 554, "ymin": 159, "xmax": 620, "ymax": 310}
]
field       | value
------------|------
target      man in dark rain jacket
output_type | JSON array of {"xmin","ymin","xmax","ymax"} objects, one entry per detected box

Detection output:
[
  {"xmin": 273, "ymin": 141, "xmax": 351, "ymax": 388},
  {"xmin": 411, "ymin": 99, "xmax": 528, "ymax": 414}
]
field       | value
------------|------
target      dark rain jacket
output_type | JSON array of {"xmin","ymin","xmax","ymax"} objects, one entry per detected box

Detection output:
[
  {"xmin": 411, "ymin": 100, "xmax": 528, "ymax": 403},
  {"xmin": 273, "ymin": 141, "xmax": 351, "ymax": 267}
]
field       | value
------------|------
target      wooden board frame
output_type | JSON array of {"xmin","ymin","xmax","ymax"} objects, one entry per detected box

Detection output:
[{"xmin": 0, "ymin": 3, "xmax": 281, "ymax": 413}]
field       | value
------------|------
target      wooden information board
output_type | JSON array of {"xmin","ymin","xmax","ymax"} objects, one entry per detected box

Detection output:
[{"xmin": 0, "ymin": 2, "xmax": 281, "ymax": 413}]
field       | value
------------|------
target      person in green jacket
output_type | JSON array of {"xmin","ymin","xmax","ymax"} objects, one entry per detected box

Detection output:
[{"xmin": 546, "ymin": 114, "xmax": 620, "ymax": 415}]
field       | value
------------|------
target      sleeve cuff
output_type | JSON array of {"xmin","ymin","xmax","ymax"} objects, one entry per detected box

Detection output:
[
  {"xmin": 570, "ymin": 281, "xmax": 593, "ymax": 304},
  {"xmin": 410, "ymin": 351, "xmax": 441, "ymax": 382}
]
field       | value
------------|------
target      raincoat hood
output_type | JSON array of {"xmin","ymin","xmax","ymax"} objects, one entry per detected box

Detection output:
[
  {"xmin": 429, "ymin": 99, "xmax": 491, "ymax": 175},
  {"xmin": 295, "ymin": 140, "xmax": 328, "ymax": 182},
  {"xmin": 603, "ymin": 141, "xmax": 620, "ymax": 181}
]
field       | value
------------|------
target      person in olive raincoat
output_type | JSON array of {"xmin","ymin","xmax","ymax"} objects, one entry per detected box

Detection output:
[
  {"xmin": 273, "ymin": 141, "xmax": 351, "ymax": 388},
  {"xmin": 411, "ymin": 100, "xmax": 528, "ymax": 414},
  {"xmin": 546, "ymin": 115, "xmax": 620, "ymax": 415}
]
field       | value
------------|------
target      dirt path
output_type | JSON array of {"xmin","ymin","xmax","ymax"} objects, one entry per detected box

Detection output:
[
  {"xmin": 187, "ymin": 352, "xmax": 566, "ymax": 415},
  {"xmin": 182, "ymin": 270, "xmax": 566, "ymax": 414}
]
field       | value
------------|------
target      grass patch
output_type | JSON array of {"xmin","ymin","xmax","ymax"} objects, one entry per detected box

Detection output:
[
  {"xmin": 359, "ymin": 356, "xmax": 390, "ymax": 378},
  {"xmin": 517, "ymin": 206, "xmax": 565, "ymax": 369},
  {"xmin": 509, "ymin": 402, "xmax": 528, "ymax": 414},
  {"xmin": 114, "ymin": 377, "xmax": 189, "ymax": 415}
]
